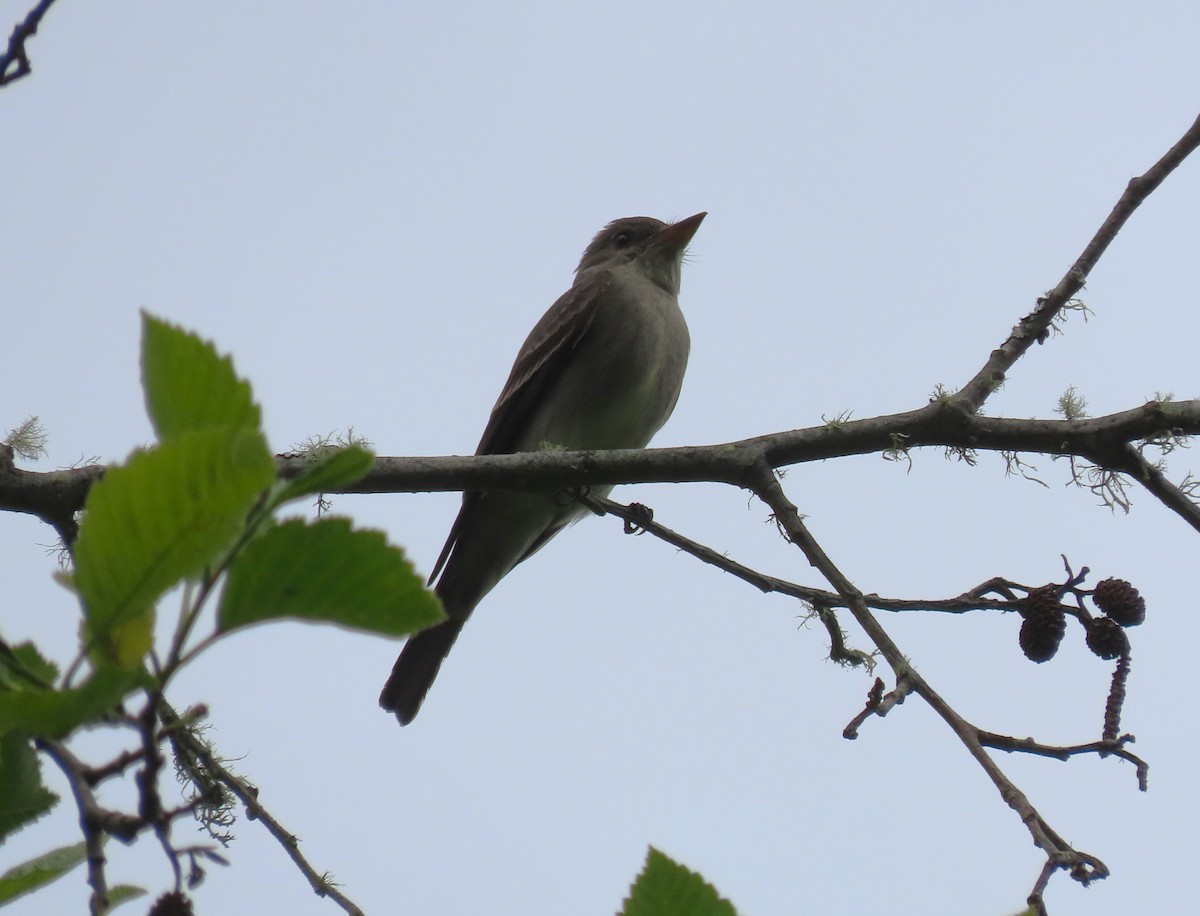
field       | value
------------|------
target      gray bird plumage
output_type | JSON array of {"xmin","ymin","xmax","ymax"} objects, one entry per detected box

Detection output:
[{"xmin": 379, "ymin": 212, "xmax": 705, "ymax": 724}]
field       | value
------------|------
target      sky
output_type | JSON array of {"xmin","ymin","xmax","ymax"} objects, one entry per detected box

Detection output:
[{"xmin": 3, "ymin": 2, "xmax": 1199, "ymax": 914}]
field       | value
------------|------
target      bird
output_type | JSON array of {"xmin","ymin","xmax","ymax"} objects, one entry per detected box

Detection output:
[{"xmin": 379, "ymin": 212, "xmax": 706, "ymax": 725}]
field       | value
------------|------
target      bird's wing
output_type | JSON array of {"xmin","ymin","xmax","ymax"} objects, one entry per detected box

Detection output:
[{"xmin": 426, "ymin": 276, "xmax": 608, "ymax": 585}]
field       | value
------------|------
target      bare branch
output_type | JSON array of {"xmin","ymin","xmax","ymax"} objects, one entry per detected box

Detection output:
[
  {"xmin": 979, "ymin": 730, "xmax": 1147, "ymax": 792},
  {"xmin": 162, "ymin": 705, "xmax": 367, "ymax": 916},
  {"xmin": 0, "ymin": 0, "xmax": 58, "ymax": 86},
  {"xmin": 951, "ymin": 112, "xmax": 1200, "ymax": 414},
  {"xmin": 843, "ymin": 676, "xmax": 912, "ymax": 739},
  {"xmin": 37, "ymin": 739, "xmax": 118, "ymax": 915},
  {"xmin": 8, "ymin": 398, "xmax": 1200, "ymax": 544},
  {"xmin": 743, "ymin": 459, "xmax": 1110, "ymax": 891}
]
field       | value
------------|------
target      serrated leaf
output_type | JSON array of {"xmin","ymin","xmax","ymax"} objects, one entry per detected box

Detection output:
[
  {"xmin": 141, "ymin": 313, "xmax": 261, "ymax": 440},
  {"xmin": 0, "ymin": 666, "xmax": 144, "ymax": 739},
  {"xmin": 273, "ymin": 445, "xmax": 375, "ymax": 506},
  {"xmin": 0, "ymin": 841, "xmax": 86, "ymax": 905},
  {"xmin": 0, "ymin": 642, "xmax": 58, "ymax": 692},
  {"xmin": 0, "ymin": 733, "xmax": 58, "ymax": 845},
  {"xmin": 73, "ymin": 428, "xmax": 275, "ymax": 664},
  {"xmin": 218, "ymin": 517, "xmax": 443, "ymax": 636},
  {"xmin": 621, "ymin": 847, "xmax": 739, "ymax": 916}
]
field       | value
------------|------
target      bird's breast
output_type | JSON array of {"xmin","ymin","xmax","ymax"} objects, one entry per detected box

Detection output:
[{"xmin": 518, "ymin": 272, "xmax": 690, "ymax": 453}]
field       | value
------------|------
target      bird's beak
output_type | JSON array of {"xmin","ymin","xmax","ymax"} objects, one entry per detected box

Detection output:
[{"xmin": 653, "ymin": 211, "xmax": 707, "ymax": 255}]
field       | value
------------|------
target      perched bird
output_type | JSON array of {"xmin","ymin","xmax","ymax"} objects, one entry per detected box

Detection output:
[{"xmin": 380, "ymin": 212, "xmax": 706, "ymax": 724}]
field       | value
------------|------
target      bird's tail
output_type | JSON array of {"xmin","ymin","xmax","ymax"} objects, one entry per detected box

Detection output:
[{"xmin": 378, "ymin": 618, "xmax": 465, "ymax": 726}]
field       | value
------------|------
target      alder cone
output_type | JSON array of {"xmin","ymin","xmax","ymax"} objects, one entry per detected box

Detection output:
[
  {"xmin": 1092, "ymin": 577, "xmax": 1146, "ymax": 627},
  {"xmin": 1019, "ymin": 587, "xmax": 1066, "ymax": 662},
  {"xmin": 149, "ymin": 892, "xmax": 194, "ymax": 916},
  {"xmin": 1086, "ymin": 617, "xmax": 1129, "ymax": 660}
]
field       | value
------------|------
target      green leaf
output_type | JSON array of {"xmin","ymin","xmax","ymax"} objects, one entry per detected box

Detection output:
[
  {"xmin": 0, "ymin": 842, "xmax": 86, "ymax": 905},
  {"xmin": 273, "ymin": 444, "xmax": 375, "ymax": 506},
  {"xmin": 218, "ymin": 517, "xmax": 444, "ymax": 637},
  {"xmin": 73, "ymin": 428, "xmax": 275, "ymax": 665},
  {"xmin": 108, "ymin": 885, "xmax": 148, "ymax": 909},
  {"xmin": 0, "ymin": 667, "xmax": 145, "ymax": 739},
  {"xmin": 621, "ymin": 847, "xmax": 739, "ymax": 916},
  {"xmin": 0, "ymin": 642, "xmax": 58, "ymax": 692},
  {"xmin": 141, "ymin": 312, "xmax": 261, "ymax": 441},
  {"xmin": 0, "ymin": 733, "xmax": 58, "ymax": 845},
  {"xmin": 100, "ymin": 609, "xmax": 154, "ymax": 672}
]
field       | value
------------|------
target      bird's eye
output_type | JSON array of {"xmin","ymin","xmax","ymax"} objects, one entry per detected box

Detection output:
[{"xmin": 613, "ymin": 231, "xmax": 633, "ymax": 248}]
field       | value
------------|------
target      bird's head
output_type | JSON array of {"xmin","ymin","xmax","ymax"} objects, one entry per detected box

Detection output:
[{"xmin": 575, "ymin": 212, "xmax": 706, "ymax": 294}]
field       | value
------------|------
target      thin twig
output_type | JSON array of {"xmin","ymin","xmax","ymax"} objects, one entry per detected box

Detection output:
[
  {"xmin": 0, "ymin": 0, "xmax": 57, "ymax": 86},
  {"xmin": 578, "ymin": 491, "xmax": 1018, "ymax": 617},
  {"xmin": 744, "ymin": 460, "xmax": 1110, "ymax": 887},
  {"xmin": 36, "ymin": 739, "xmax": 115, "ymax": 915},
  {"xmin": 843, "ymin": 676, "xmax": 912, "ymax": 739},
  {"xmin": 162, "ymin": 706, "xmax": 366, "ymax": 916},
  {"xmin": 952, "ymin": 112, "xmax": 1200, "ymax": 414},
  {"xmin": 979, "ymin": 730, "xmax": 1148, "ymax": 791}
]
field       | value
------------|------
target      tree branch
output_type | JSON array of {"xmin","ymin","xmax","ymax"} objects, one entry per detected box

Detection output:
[
  {"xmin": 951, "ymin": 112, "xmax": 1200, "ymax": 414},
  {"xmin": 6, "ymin": 400, "xmax": 1197, "ymax": 536},
  {"xmin": 979, "ymin": 730, "xmax": 1148, "ymax": 791},
  {"xmin": 163, "ymin": 706, "xmax": 367, "ymax": 916},
  {"xmin": 742, "ymin": 460, "xmax": 1110, "ymax": 895},
  {"xmin": 37, "ymin": 739, "xmax": 121, "ymax": 915},
  {"xmin": 0, "ymin": 0, "xmax": 58, "ymax": 86}
]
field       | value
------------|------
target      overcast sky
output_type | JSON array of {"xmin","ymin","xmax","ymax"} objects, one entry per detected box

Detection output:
[{"xmin": 4, "ymin": 3, "xmax": 1199, "ymax": 914}]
